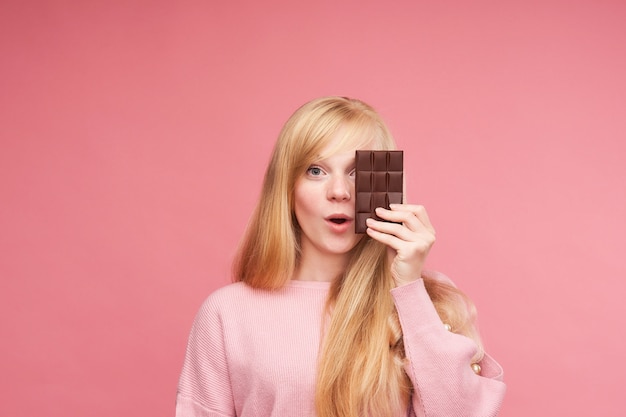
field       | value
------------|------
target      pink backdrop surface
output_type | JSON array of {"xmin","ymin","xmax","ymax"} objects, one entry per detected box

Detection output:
[{"xmin": 1, "ymin": 1, "xmax": 625, "ymax": 416}]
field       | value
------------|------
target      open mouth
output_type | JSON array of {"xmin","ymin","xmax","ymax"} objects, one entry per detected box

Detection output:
[{"xmin": 329, "ymin": 218, "xmax": 347, "ymax": 224}]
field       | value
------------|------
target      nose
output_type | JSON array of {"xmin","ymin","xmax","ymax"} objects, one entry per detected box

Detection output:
[{"xmin": 327, "ymin": 175, "xmax": 351, "ymax": 201}]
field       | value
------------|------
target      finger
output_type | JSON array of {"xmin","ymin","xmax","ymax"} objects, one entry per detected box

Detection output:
[
  {"xmin": 374, "ymin": 206, "xmax": 433, "ymax": 234},
  {"xmin": 366, "ymin": 219, "xmax": 435, "ymax": 256},
  {"xmin": 389, "ymin": 204, "xmax": 435, "ymax": 233},
  {"xmin": 365, "ymin": 222, "xmax": 406, "ymax": 250},
  {"xmin": 366, "ymin": 217, "xmax": 416, "ymax": 242}
]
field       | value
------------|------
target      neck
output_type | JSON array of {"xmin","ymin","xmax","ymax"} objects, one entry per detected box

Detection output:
[{"xmin": 292, "ymin": 250, "xmax": 349, "ymax": 282}]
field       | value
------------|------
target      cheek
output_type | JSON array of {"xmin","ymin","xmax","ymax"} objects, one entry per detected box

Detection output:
[{"xmin": 293, "ymin": 186, "xmax": 316, "ymax": 223}]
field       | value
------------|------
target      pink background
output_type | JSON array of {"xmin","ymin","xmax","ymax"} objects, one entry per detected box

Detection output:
[{"xmin": 1, "ymin": 1, "xmax": 625, "ymax": 416}]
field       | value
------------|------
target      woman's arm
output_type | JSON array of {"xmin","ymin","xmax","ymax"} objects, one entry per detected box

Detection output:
[
  {"xmin": 391, "ymin": 278, "xmax": 506, "ymax": 417},
  {"xmin": 176, "ymin": 297, "xmax": 236, "ymax": 417},
  {"xmin": 355, "ymin": 203, "xmax": 505, "ymax": 415}
]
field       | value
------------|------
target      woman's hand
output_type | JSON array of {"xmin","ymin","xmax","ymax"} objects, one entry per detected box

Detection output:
[{"xmin": 365, "ymin": 204, "xmax": 436, "ymax": 287}]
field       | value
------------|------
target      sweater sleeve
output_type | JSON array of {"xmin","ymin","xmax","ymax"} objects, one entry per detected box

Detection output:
[
  {"xmin": 176, "ymin": 297, "xmax": 236, "ymax": 417},
  {"xmin": 391, "ymin": 278, "xmax": 506, "ymax": 417}
]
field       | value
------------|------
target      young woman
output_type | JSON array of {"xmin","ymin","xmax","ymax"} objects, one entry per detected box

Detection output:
[{"xmin": 176, "ymin": 96, "xmax": 506, "ymax": 417}]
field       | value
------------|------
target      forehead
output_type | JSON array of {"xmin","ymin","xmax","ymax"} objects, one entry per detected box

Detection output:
[{"xmin": 317, "ymin": 127, "xmax": 383, "ymax": 161}]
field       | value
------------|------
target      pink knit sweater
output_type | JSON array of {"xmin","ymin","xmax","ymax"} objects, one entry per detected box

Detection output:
[{"xmin": 176, "ymin": 273, "xmax": 506, "ymax": 416}]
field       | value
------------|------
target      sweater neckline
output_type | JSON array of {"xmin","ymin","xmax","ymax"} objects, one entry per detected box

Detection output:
[{"xmin": 286, "ymin": 280, "xmax": 333, "ymax": 289}]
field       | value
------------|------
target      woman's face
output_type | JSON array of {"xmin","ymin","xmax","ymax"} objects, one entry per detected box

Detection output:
[{"xmin": 293, "ymin": 134, "xmax": 371, "ymax": 262}]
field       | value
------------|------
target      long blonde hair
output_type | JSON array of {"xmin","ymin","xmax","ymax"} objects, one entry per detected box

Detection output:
[{"xmin": 233, "ymin": 96, "xmax": 483, "ymax": 416}]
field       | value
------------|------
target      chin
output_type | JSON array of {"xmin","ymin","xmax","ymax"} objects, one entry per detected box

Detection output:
[{"xmin": 324, "ymin": 240, "xmax": 361, "ymax": 256}]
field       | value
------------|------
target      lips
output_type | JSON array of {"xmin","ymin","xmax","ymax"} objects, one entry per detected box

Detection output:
[
  {"xmin": 326, "ymin": 213, "xmax": 351, "ymax": 220},
  {"xmin": 325, "ymin": 214, "xmax": 353, "ymax": 228}
]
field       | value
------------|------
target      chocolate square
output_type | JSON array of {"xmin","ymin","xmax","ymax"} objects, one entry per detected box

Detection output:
[{"xmin": 354, "ymin": 150, "xmax": 404, "ymax": 233}]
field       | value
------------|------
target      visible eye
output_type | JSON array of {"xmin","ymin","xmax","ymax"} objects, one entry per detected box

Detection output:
[
  {"xmin": 306, "ymin": 166, "xmax": 324, "ymax": 177},
  {"xmin": 348, "ymin": 168, "xmax": 356, "ymax": 178}
]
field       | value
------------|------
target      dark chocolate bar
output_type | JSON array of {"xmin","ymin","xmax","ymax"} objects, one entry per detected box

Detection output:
[{"xmin": 354, "ymin": 150, "xmax": 403, "ymax": 233}]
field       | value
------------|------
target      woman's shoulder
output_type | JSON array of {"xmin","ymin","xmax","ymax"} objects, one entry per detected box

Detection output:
[
  {"xmin": 209, "ymin": 280, "xmax": 252, "ymax": 297},
  {"xmin": 194, "ymin": 282, "xmax": 254, "ymax": 317},
  {"xmin": 202, "ymin": 281, "xmax": 255, "ymax": 304}
]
